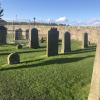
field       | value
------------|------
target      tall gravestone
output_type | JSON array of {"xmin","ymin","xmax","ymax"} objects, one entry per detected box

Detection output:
[
  {"xmin": 61, "ymin": 32, "xmax": 71, "ymax": 53},
  {"xmin": 26, "ymin": 29, "xmax": 29, "ymax": 40},
  {"xmin": 88, "ymin": 37, "xmax": 100, "ymax": 100},
  {"xmin": 47, "ymin": 28, "xmax": 59, "ymax": 56},
  {"xmin": 0, "ymin": 26, "xmax": 7, "ymax": 44},
  {"xmin": 29, "ymin": 28, "xmax": 39, "ymax": 49},
  {"xmin": 82, "ymin": 32, "xmax": 88, "ymax": 48},
  {"xmin": 15, "ymin": 28, "xmax": 22, "ymax": 40}
]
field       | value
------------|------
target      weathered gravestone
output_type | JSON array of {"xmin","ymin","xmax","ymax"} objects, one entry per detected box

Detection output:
[
  {"xmin": 26, "ymin": 29, "xmax": 29, "ymax": 40},
  {"xmin": 61, "ymin": 32, "xmax": 71, "ymax": 53},
  {"xmin": 88, "ymin": 37, "xmax": 100, "ymax": 100},
  {"xmin": 15, "ymin": 28, "xmax": 22, "ymax": 40},
  {"xmin": 47, "ymin": 28, "xmax": 59, "ymax": 56},
  {"xmin": 82, "ymin": 32, "xmax": 88, "ymax": 48},
  {"xmin": 29, "ymin": 28, "xmax": 39, "ymax": 49},
  {"xmin": 7, "ymin": 52, "xmax": 20, "ymax": 64},
  {"xmin": 0, "ymin": 26, "xmax": 7, "ymax": 44},
  {"xmin": 16, "ymin": 44, "xmax": 23, "ymax": 49}
]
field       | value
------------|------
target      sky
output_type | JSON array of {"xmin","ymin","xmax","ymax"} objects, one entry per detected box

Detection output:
[{"xmin": 1, "ymin": 0, "xmax": 100, "ymax": 25}]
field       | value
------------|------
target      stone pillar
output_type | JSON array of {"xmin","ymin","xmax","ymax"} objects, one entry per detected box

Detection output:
[
  {"xmin": 61, "ymin": 31, "xmax": 71, "ymax": 53},
  {"xmin": 88, "ymin": 36, "xmax": 100, "ymax": 100},
  {"xmin": 47, "ymin": 28, "xmax": 59, "ymax": 56},
  {"xmin": 29, "ymin": 28, "xmax": 39, "ymax": 49},
  {"xmin": 82, "ymin": 32, "xmax": 88, "ymax": 48}
]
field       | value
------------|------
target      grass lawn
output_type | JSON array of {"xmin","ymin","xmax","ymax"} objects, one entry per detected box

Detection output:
[{"xmin": 0, "ymin": 40, "xmax": 96, "ymax": 100}]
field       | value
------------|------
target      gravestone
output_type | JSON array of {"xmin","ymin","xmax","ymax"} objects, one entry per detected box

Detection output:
[
  {"xmin": 88, "ymin": 37, "xmax": 100, "ymax": 100},
  {"xmin": 16, "ymin": 44, "xmax": 23, "ymax": 49},
  {"xmin": 15, "ymin": 28, "xmax": 22, "ymax": 40},
  {"xmin": 61, "ymin": 32, "xmax": 71, "ymax": 53},
  {"xmin": 7, "ymin": 52, "xmax": 20, "ymax": 64},
  {"xmin": 40, "ymin": 37, "xmax": 45, "ymax": 43},
  {"xmin": 47, "ymin": 28, "xmax": 59, "ymax": 56},
  {"xmin": 26, "ymin": 29, "xmax": 29, "ymax": 40},
  {"xmin": 82, "ymin": 32, "xmax": 88, "ymax": 48},
  {"xmin": 29, "ymin": 28, "xmax": 39, "ymax": 49},
  {"xmin": 0, "ymin": 26, "xmax": 7, "ymax": 44}
]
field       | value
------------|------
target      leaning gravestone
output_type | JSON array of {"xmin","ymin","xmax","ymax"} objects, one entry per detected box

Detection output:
[
  {"xmin": 82, "ymin": 32, "xmax": 88, "ymax": 48},
  {"xmin": 88, "ymin": 37, "xmax": 100, "ymax": 100},
  {"xmin": 47, "ymin": 28, "xmax": 59, "ymax": 56},
  {"xmin": 15, "ymin": 28, "xmax": 22, "ymax": 40},
  {"xmin": 0, "ymin": 26, "xmax": 7, "ymax": 44},
  {"xmin": 7, "ymin": 52, "xmax": 20, "ymax": 64},
  {"xmin": 61, "ymin": 31, "xmax": 71, "ymax": 53},
  {"xmin": 29, "ymin": 28, "xmax": 39, "ymax": 49}
]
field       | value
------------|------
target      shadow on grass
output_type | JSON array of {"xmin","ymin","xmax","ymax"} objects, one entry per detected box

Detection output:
[
  {"xmin": 21, "ymin": 58, "xmax": 44, "ymax": 64},
  {"xmin": 0, "ymin": 52, "xmax": 10, "ymax": 56},
  {"xmin": 60, "ymin": 46, "xmax": 96, "ymax": 55},
  {"xmin": 73, "ymin": 46, "xmax": 96, "ymax": 53},
  {"xmin": 0, "ymin": 49, "xmax": 46, "ymax": 56},
  {"xmin": 0, "ymin": 55, "xmax": 94, "ymax": 71},
  {"xmin": 18, "ymin": 49, "xmax": 45, "ymax": 54}
]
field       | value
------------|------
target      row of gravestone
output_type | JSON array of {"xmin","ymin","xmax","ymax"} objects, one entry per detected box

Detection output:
[
  {"xmin": 15, "ymin": 28, "xmax": 29, "ymax": 40},
  {"xmin": 47, "ymin": 28, "xmax": 88, "ymax": 56},
  {"xmin": 25, "ymin": 28, "xmax": 89, "ymax": 56},
  {"xmin": 0, "ymin": 25, "xmax": 89, "ymax": 49},
  {"xmin": 7, "ymin": 28, "xmax": 89, "ymax": 64}
]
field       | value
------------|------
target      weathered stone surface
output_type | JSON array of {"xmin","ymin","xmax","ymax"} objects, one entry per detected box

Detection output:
[
  {"xmin": 29, "ymin": 28, "xmax": 39, "ymax": 49},
  {"xmin": 61, "ymin": 32, "xmax": 71, "ymax": 53},
  {"xmin": 47, "ymin": 28, "xmax": 59, "ymax": 56},
  {"xmin": 82, "ymin": 32, "xmax": 88, "ymax": 48},
  {"xmin": 0, "ymin": 26, "xmax": 7, "ymax": 44},
  {"xmin": 15, "ymin": 28, "xmax": 22, "ymax": 40},
  {"xmin": 88, "ymin": 37, "xmax": 100, "ymax": 100},
  {"xmin": 7, "ymin": 52, "xmax": 20, "ymax": 64}
]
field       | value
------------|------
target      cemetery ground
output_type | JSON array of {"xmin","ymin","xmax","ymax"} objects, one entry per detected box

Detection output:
[{"xmin": 0, "ymin": 40, "xmax": 96, "ymax": 100}]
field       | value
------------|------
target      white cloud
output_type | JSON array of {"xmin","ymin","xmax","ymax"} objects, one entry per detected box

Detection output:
[
  {"xmin": 71, "ymin": 19, "xmax": 100, "ymax": 26},
  {"xmin": 55, "ymin": 17, "xmax": 68, "ymax": 24}
]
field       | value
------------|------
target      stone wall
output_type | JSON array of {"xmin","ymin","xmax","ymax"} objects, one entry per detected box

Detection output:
[{"xmin": 6, "ymin": 24, "xmax": 99, "ymax": 43}]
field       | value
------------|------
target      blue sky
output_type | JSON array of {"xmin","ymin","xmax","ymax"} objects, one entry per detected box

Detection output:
[{"xmin": 1, "ymin": 0, "xmax": 100, "ymax": 25}]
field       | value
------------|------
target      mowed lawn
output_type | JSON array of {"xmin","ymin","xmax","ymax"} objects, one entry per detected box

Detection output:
[{"xmin": 0, "ymin": 40, "xmax": 96, "ymax": 100}]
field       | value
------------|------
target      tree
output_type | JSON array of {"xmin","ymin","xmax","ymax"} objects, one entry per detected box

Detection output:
[{"xmin": 0, "ymin": 3, "xmax": 4, "ymax": 19}]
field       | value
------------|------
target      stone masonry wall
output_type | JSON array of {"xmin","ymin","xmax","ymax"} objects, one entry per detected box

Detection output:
[{"xmin": 6, "ymin": 24, "xmax": 99, "ymax": 43}]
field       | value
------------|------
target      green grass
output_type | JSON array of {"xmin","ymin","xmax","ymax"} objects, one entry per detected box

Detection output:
[{"xmin": 0, "ymin": 40, "xmax": 96, "ymax": 100}]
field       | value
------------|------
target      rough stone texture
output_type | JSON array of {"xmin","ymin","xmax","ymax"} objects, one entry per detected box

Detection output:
[
  {"xmin": 26, "ymin": 29, "xmax": 29, "ymax": 40},
  {"xmin": 15, "ymin": 28, "xmax": 22, "ymax": 40},
  {"xmin": 0, "ymin": 26, "xmax": 7, "ymax": 44},
  {"xmin": 61, "ymin": 32, "xmax": 71, "ymax": 53},
  {"xmin": 82, "ymin": 32, "xmax": 88, "ymax": 48},
  {"xmin": 29, "ymin": 28, "xmax": 39, "ymax": 49},
  {"xmin": 88, "ymin": 36, "xmax": 100, "ymax": 100},
  {"xmin": 16, "ymin": 44, "xmax": 23, "ymax": 49},
  {"xmin": 7, "ymin": 52, "xmax": 20, "ymax": 64},
  {"xmin": 6, "ymin": 24, "xmax": 100, "ymax": 43},
  {"xmin": 47, "ymin": 28, "xmax": 59, "ymax": 56}
]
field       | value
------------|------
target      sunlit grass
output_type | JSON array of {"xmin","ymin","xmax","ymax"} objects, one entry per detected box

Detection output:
[{"xmin": 0, "ymin": 40, "xmax": 96, "ymax": 100}]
